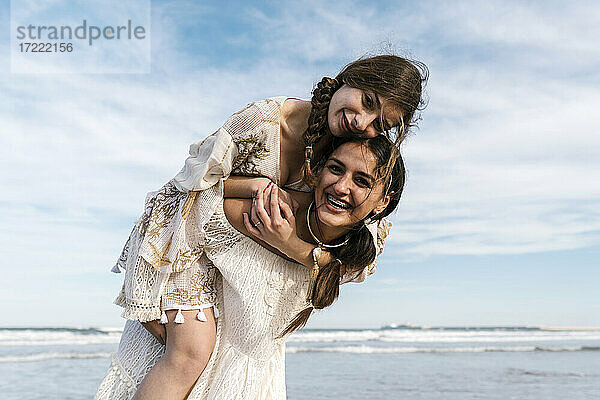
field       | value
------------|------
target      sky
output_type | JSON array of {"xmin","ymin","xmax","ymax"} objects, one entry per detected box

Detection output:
[{"xmin": 1, "ymin": 0, "xmax": 598, "ymax": 329}]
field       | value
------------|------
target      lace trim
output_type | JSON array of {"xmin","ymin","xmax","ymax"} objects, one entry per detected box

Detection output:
[{"xmin": 116, "ymin": 299, "xmax": 162, "ymax": 323}]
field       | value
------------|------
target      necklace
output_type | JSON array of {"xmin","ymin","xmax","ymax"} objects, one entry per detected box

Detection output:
[{"xmin": 306, "ymin": 202, "xmax": 349, "ymax": 249}]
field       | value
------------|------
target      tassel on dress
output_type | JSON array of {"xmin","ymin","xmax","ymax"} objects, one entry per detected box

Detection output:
[
  {"xmin": 197, "ymin": 309, "xmax": 207, "ymax": 322},
  {"xmin": 174, "ymin": 309, "xmax": 185, "ymax": 324},
  {"xmin": 213, "ymin": 305, "xmax": 219, "ymax": 318},
  {"xmin": 160, "ymin": 311, "xmax": 168, "ymax": 324},
  {"xmin": 111, "ymin": 264, "xmax": 122, "ymax": 273}
]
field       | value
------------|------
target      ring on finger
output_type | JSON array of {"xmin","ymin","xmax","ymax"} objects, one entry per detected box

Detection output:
[{"xmin": 254, "ymin": 220, "xmax": 262, "ymax": 226}]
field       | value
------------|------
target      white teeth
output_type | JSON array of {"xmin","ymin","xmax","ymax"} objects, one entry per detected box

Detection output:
[{"xmin": 327, "ymin": 194, "xmax": 350, "ymax": 209}]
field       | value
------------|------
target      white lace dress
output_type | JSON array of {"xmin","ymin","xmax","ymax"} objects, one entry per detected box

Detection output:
[{"xmin": 95, "ymin": 204, "xmax": 310, "ymax": 399}]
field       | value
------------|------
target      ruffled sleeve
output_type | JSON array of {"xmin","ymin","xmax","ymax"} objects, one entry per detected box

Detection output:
[{"xmin": 172, "ymin": 128, "xmax": 238, "ymax": 192}]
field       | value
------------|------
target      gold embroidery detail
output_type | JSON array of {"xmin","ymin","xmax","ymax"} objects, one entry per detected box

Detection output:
[
  {"xmin": 162, "ymin": 288, "xmax": 192, "ymax": 304},
  {"xmin": 232, "ymin": 132, "xmax": 270, "ymax": 176},
  {"xmin": 181, "ymin": 192, "xmax": 198, "ymax": 220},
  {"xmin": 149, "ymin": 233, "xmax": 173, "ymax": 270},
  {"xmin": 162, "ymin": 267, "xmax": 217, "ymax": 305},
  {"xmin": 220, "ymin": 137, "xmax": 234, "ymax": 162},
  {"xmin": 138, "ymin": 182, "xmax": 184, "ymax": 238},
  {"xmin": 171, "ymin": 248, "xmax": 203, "ymax": 273}
]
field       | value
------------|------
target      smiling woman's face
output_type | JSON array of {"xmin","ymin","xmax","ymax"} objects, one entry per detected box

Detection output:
[
  {"xmin": 313, "ymin": 141, "xmax": 390, "ymax": 232},
  {"xmin": 327, "ymin": 84, "xmax": 402, "ymax": 139}
]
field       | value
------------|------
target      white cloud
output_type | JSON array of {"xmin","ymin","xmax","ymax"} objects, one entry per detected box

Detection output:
[
  {"xmin": 433, "ymin": 1, "xmax": 600, "ymax": 56},
  {"xmin": 1, "ymin": 0, "xmax": 599, "ymax": 297}
]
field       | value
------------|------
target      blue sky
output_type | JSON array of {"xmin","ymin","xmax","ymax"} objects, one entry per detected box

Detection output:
[{"xmin": 1, "ymin": 0, "xmax": 598, "ymax": 329}]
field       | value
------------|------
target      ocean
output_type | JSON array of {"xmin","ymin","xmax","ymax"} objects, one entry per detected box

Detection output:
[{"xmin": 1, "ymin": 326, "xmax": 599, "ymax": 399}]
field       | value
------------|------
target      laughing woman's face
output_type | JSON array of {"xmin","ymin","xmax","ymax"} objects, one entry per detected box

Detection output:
[{"xmin": 313, "ymin": 142, "xmax": 391, "ymax": 235}]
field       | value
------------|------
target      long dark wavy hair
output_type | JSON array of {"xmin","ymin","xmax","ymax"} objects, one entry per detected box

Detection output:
[
  {"xmin": 301, "ymin": 54, "xmax": 427, "ymax": 186},
  {"xmin": 279, "ymin": 135, "xmax": 406, "ymax": 337}
]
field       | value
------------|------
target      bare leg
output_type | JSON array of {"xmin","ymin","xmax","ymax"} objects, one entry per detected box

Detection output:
[{"xmin": 132, "ymin": 308, "xmax": 216, "ymax": 400}]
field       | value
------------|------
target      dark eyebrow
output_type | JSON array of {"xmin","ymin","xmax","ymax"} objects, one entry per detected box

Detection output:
[
  {"xmin": 356, "ymin": 170, "xmax": 375, "ymax": 183},
  {"xmin": 329, "ymin": 158, "xmax": 345, "ymax": 168},
  {"xmin": 329, "ymin": 157, "xmax": 375, "ymax": 183}
]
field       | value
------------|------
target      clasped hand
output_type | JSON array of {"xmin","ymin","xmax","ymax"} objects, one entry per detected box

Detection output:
[{"xmin": 243, "ymin": 182, "xmax": 298, "ymax": 256}]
